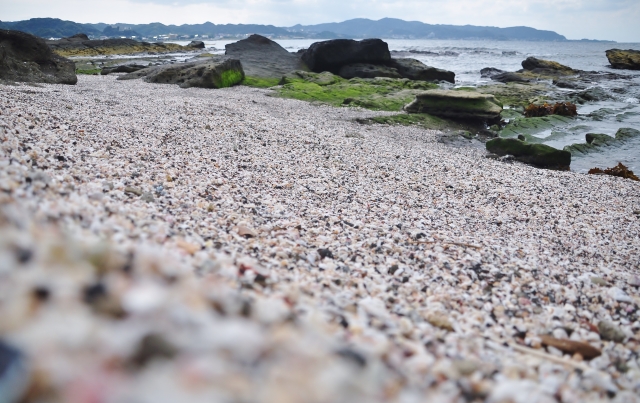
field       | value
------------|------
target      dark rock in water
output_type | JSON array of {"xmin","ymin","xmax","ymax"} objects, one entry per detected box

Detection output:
[
  {"xmin": 0, "ymin": 29, "xmax": 77, "ymax": 84},
  {"xmin": 388, "ymin": 58, "xmax": 455, "ymax": 83},
  {"xmin": 404, "ymin": 90, "xmax": 502, "ymax": 123},
  {"xmin": 575, "ymin": 87, "xmax": 612, "ymax": 103},
  {"xmin": 339, "ymin": 63, "xmax": 401, "ymax": 79},
  {"xmin": 552, "ymin": 78, "xmax": 588, "ymax": 90},
  {"xmin": 225, "ymin": 34, "xmax": 307, "ymax": 78},
  {"xmin": 492, "ymin": 72, "xmax": 530, "ymax": 83},
  {"xmin": 101, "ymin": 64, "xmax": 147, "ymax": 75},
  {"xmin": 521, "ymin": 57, "xmax": 576, "ymax": 75},
  {"xmin": 606, "ymin": 49, "xmax": 640, "ymax": 70},
  {"xmin": 187, "ymin": 40, "xmax": 205, "ymax": 49},
  {"xmin": 585, "ymin": 133, "xmax": 613, "ymax": 145},
  {"xmin": 302, "ymin": 39, "xmax": 390, "ymax": 74},
  {"xmin": 480, "ymin": 67, "xmax": 505, "ymax": 78},
  {"xmin": 118, "ymin": 58, "xmax": 244, "ymax": 89},
  {"xmin": 564, "ymin": 128, "xmax": 640, "ymax": 156},
  {"xmin": 486, "ymin": 138, "xmax": 571, "ymax": 168}
]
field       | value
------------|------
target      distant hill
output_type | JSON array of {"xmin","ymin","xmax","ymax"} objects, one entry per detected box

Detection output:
[
  {"xmin": 0, "ymin": 18, "xmax": 101, "ymax": 38},
  {"xmin": 288, "ymin": 18, "xmax": 567, "ymax": 41},
  {"xmin": 0, "ymin": 17, "xmax": 568, "ymax": 41}
]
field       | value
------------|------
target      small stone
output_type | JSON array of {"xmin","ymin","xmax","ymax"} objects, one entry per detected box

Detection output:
[
  {"xmin": 609, "ymin": 287, "xmax": 633, "ymax": 303},
  {"xmin": 124, "ymin": 187, "xmax": 142, "ymax": 196},
  {"xmin": 129, "ymin": 334, "xmax": 177, "ymax": 368},
  {"xmin": 141, "ymin": 192, "xmax": 154, "ymax": 203},
  {"xmin": 539, "ymin": 335, "xmax": 601, "ymax": 360},
  {"xmin": 426, "ymin": 313, "xmax": 454, "ymax": 332},
  {"xmin": 598, "ymin": 320, "xmax": 626, "ymax": 343},
  {"xmin": 237, "ymin": 225, "xmax": 257, "ymax": 238},
  {"xmin": 317, "ymin": 248, "xmax": 333, "ymax": 260},
  {"xmin": 591, "ymin": 277, "xmax": 608, "ymax": 286}
]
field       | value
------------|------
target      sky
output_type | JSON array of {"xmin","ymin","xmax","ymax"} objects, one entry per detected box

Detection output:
[{"xmin": 2, "ymin": 0, "xmax": 639, "ymax": 42}]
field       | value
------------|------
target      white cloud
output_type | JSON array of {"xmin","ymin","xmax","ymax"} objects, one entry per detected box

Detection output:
[{"xmin": 2, "ymin": 0, "xmax": 639, "ymax": 42}]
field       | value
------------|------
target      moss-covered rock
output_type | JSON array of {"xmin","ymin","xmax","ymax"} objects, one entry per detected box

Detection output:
[
  {"xmin": 47, "ymin": 37, "xmax": 184, "ymax": 57},
  {"xmin": 564, "ymin": 128, "xmax": 640, "ymax": 156},
  {"xmin": 521, "ymin": 57, "xmax": 576, "ymax": 75},
  {"xmin": 500, "ymin": 115, "xmax": 574, "ymax": 138},
  {"xmin": 487, "ymin": 138, "xmax": 571, "ymax": 168},
  {"xmin": 404, "ymin": 89, "xmax": 502, "ymax": 123},
  {"xmin": 118, "ymin": 58, "xmax": 244, "ymax": 89},
  {"xmin": 279, "ymin": 71, "xmax": 342, "ymax": 86},
  {"xmin": 606, "ymin": 49, "xmax": 640, "ymax": 70},
  {"xmin": 274, "ymin": 76, "xmax": 437, "ymax": 111}
]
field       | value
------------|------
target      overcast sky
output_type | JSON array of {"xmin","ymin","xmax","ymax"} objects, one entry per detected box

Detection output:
[{"xmin": 2, "ymin": 0, "xmax": 639, "ymax": 42}]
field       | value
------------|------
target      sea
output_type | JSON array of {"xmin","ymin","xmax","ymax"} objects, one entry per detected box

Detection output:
[{"xmin": 172, "ymin": 39, "xmax": 640, "ymax": 173}]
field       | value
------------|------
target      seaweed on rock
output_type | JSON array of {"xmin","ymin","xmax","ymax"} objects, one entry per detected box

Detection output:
[{"xmin": 524, "ymin": 102, "xmax": 577, "ymax": 118}]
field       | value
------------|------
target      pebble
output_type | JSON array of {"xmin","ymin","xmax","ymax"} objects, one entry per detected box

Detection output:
[{"xmin": 0, "ymin": 76, "xmax": 639, "ymax": 402}]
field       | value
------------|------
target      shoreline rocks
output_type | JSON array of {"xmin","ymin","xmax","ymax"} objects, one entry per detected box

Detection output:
[
  {"xmin": 606, "ymin": 49, "xmax": 640, "ymax": 70},
  {"xmin": 486, "ymin": 138, "xmax": 571, "ymax": 168},
  {"xmin": 302, "ymin": 38, "xmax": 391, "ymax": 74},
  {"xmin": 404, "ymin": 89, "xmax": 502, "ymax": 123},
  {"xmin": 564, "ymin": 128, "xmax": 640, "ymax": 156},
  {"xmin": 118, "ymin": 58, "xmax": 244, "ymax": 89},
  {"xmin": 0, "ymin": 29, "xmax": 77, "ymax": 85},
  {"xmin": 388, "ymin": 58, "xmax": 455, "ymax": 83},
  {"xmin": 46, "ymin": 34, "xmax": 185, "ymax": 57},
  {"xmin": 225, "ymin": 34, "xmax": 307, "ymax": 78}
]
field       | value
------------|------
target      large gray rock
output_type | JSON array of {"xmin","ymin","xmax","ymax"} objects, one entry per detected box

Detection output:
[
  {"xmin": 225, "ymin": 34, "xmax": 307, "ymax": 78},
  {"xmin": 404, "ymin": 89, "xmax": 502, "ymax": 123},
  {"xmin": 338, "ymin": 63, "xmax": 401, "ymax": 79},
  {"xmin": 388, "ymin": 58, "xmax": 455, "ymax": 83},
  {"xmin": 0, "ymin": 29, "xmax": 77, "ymax": 85},
  {"xmin": 302, "ymin": 39, "xmax": 390, "ymax": 73},
  {"xmin": 118, "ymin": 58, "xmax": 244, "ymax": 89},
  {"xmin": 606, "ymin": 49, "xmax": 640, "ymax": 70}
]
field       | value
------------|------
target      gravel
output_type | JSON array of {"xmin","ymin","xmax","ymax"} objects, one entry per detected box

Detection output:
[{"xmin": 1, "ymin": 75, "xmax": 640, "ymax": 402}]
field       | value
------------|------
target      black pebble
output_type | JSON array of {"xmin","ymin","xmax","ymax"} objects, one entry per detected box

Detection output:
[{"xmin": 317, "ymin": 248, "xmax": 333, "ymax": 259}]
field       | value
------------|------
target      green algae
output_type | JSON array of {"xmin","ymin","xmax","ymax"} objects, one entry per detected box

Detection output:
[
  {"xmin": 76, "ymin": 68, "xmax": 101, "ymax": 75},
  {"xmin": 274, "ymin": 76, "xmax": 437, "ymax": 111},
  {"xmin": 217, "ymin": 69, "xmax": 244, "ymax": 88},
  {"xmin": 242, "ymin": 76, "xmax": 281, "ymax": 88}
]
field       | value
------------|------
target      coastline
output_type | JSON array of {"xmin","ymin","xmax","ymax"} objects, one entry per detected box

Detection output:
[{"xmin": 1, "ymin": 75, "xmax": 640, "ymax": 401}]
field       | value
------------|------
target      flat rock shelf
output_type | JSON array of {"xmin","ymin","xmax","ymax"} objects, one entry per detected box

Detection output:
[{"xmin": 1, "ymin": 76, "xmax": 640, "ymax": 403}]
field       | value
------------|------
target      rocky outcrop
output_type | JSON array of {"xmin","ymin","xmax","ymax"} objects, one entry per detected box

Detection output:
[
  {"xmin": 302, "ymin": 39, "xmax": 390, "ymax": 74},
  {"xmin": 225, "ymin": 34, "xmax": 307, "ymax": 78},
  {"xmin": 487, "ymin": 138, "xmax": 571, "ymax": 168},
  {"xmin": 100, "ymin": 64, "xmax": 147, "ymax": 75},
  {"xmin": 521, "ymin": 57, "xmax": 576, "ymax": 75},
  {"xmin": 338, "ymin": 63, "xmax": 401, "ymax": 79},
  {"xmin": 606, "ymin": 49, "xmax": 640, "ymax": 70},
  {"xmin": 0, "ymin": 29, "xmax": 77, "ymax": 85},
  {"xmin": 404, "ymin": 90, "xmax": 502, "ymax": 123},
  {"xmin": 279, "ymin": 70, "xmax": 340, "ymax": 86},
  {"xmin": 387, "ymin": 58, "xmax": 455, "ymax": 83},
  {"xmin": 564, "ymin": 128, "xmax": 640, "ymax": 156},
  {"xmin": 46, "ymin": 36, "xmax": 184, "ymax": 57},
  {"xmin": 118, "ymin": 58, "xmax": 244, "ymax": 89},
  {"xmin": 187, "ymin": 40, "xmax": 205, "ymax": 49}
]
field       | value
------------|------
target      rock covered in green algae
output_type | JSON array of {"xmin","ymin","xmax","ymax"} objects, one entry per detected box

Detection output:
[
  {"xmin": 118, "ymin": 58, "xmax": 244, "ymax": 89},
  {"xmin": 404, "ymin": 89, "xmax": 502, "ymax": 122},
  {"xmin": 606, "ymin": 49, "xmax": 640, "ymax": 70},
  {"xmin": 486, "ymin": 138, "xmax": 571, "ymax": 168},
  {"xmin": 276, "ymin": 75, "xmax": 437, "ymax": 111},
  {"xmin": 564, "ymin": 128, "xmax": 640, "ymax": 156}
]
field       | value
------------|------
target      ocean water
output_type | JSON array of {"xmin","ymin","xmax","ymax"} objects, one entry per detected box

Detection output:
[{"xmin": 172, "ymin": 39, "xmax": 640, "ymax": 172}]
